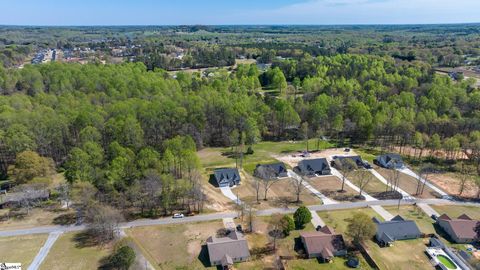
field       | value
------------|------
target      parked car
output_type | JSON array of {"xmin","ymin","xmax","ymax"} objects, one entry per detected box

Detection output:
[
  {"xmin": 173, "ymin": 213, "xmax": 184, "ymax": 218},
  {"xmin": 431, "ymin": 214, "xmax": 438, "ymax": 220},
  {"xmin": 344, "ymin": 148, "xmax": 351, "ymax": 152}
]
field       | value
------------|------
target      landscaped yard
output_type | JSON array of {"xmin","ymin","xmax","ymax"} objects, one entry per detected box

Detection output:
[
  {"xmin": 375, "ymin": 168, "xmax": 441, "ymax": 199},
  {"xmin": 431, "ymin": 204, "xmax": 480, "ymax": 220},
  {"xmin": 308, "ymin": 176, "xmax": 361, "ymax": 202},
  {"xmin": 126, "ymin": 220, "xmax": 223, "ymax": 269},
  {"xmin": 364, "ymin": 239, "xmax": 432, "ymax": 270},
  {"xmin": 40, "ymin": 232, "xmax": 113, "ymax": 270},
  {"xmin": 0, "ymin": 234, "xmax": 48, "ymax": 268}
]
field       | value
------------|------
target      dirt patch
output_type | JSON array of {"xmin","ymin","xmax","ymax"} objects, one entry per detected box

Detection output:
[
  {"xmin": 274, "ymin": 148, "xmax": 357, "ymax": 169},
  {"xmin": 427, "ymin": 172, "xmax": 479, "ymax": 198},
  {"xmin": 375, "ymin": 167, "xmax": 441, "ymax": 199},
  {"xmin": 391, "ymin": 146, "xmax": 468, "ymax": 160},
  {"xmin": 308, "ymin": 176, "xmax": 362, "ymax": 201}
]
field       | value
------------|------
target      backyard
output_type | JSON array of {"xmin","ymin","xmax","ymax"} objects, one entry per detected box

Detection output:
[{"xmin": 364, "ymin": 239, "xmax": 432, "ymax": 270}]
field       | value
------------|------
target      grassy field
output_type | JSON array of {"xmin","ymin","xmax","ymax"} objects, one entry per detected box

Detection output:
[
  {"xmin": 375, "ymin": 168, "xmax": 441, "ymax": 199},
  {"xmin": 0, "ymin": 208, "xmax": 74, "ymax": 231},
  {"xmin": 430, "ymin": 204, "xmax": 480, "ymax": 219},
  {"xmin": 308, "ymin": 176, "xmax": 360, "ymax": 202},
  {"xmin": 40, "ymin": 232, "xmax": 112, "ymax": 270},
  {"xmin": 0, "ymin": 234, "xmax": 48, "ymax": 268},
  {"xmin": 198, "ymin": 139, "xmax": 333, "ymax": 172},
  {"xmin": 364, "ymin": 239, "xmax": 432, "ymax": 270},
  {"xmin": 317, "ymin": 208, "xmax": 384, "ymax": 238},
  {"xmin": 285, "ymin": 256, "xmax": 372, "ymax": 270},
  {"xmin": 126, "ymin": 220, "xmax": 223, "ymax": 269}
]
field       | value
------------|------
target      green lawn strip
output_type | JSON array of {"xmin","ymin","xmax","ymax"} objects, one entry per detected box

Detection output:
[{"xmin": 0, "ymin": 234, "xmax": 49, "ymax": 268}]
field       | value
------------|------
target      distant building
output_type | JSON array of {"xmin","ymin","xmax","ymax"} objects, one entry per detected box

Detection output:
[
  {"xmin": 436, "ymin": 214, "xmax": 479, "ymax": 243},
  {"xmin": 300, "ymin": 226, "xmax": 347, "ymax": 262},
  {"xmin": 206, "ymin": 231, "xmax": 250, "ymax": 268},
  {"xmin": 374, "ymin": 153, "xmax": 404, "ymax": 169},
  {"xmin": 332, "ymin": 155, "xmax": 370, "ymax": 169},
  {"xmin": 254, "ymin": 163, "xmax": 288, "ymax": 179},
  {"xmin": 297, "ymin": 158, "xmax": 331, "ymax": 176},
  {"xmin": 372, "ymin": 215, "xmax": 422, "ymax": 246},
  {"xmin": 213, "ymin": 168, "xmax": 241, "ymax": 187}
]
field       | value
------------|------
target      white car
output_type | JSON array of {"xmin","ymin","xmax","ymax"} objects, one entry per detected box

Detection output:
[{"xmin": 173, "ymin": 213, "xmax": 184, "ymax": 219}]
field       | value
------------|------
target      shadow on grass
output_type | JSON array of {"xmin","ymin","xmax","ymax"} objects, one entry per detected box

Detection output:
[
  {"xmin": 208, "ymin": 174, "xmax": 219, "ymax": 188},
  {"xmin": 53, "ymin": 212, "xmax": 77, "ymax": 225},
  {"xmin": 73, "ymin": 230, "xmax": 103, "ymax": 248},
  {"xmin": 197, "ymin": 245, "xmax": 213, "ymax": 268}
]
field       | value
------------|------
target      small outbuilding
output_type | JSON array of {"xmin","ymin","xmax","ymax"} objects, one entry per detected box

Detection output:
[
  {"xmin": 374, "ymin": 153, "xmax": 404, "ymax": 169},
  {"xmin": 213, "ymin": 168, "xmax": 241, "ymax": 187},
  {"xmin": 372, "ymin": 215, "xmax": 422, "ymax": 246},
  {"xmin": 298, "ymin": 158, "xmax": 331, "ymax": 176}
]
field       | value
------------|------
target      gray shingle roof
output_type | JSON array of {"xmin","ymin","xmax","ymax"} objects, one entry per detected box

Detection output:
[
  {"xmin": 298, "ymin": 158, "xmax": 330, "ymax": 175},
  {"xmin": 214, "ymin": 168, "xmax": 240, "ymax": 186},
  {"xmin": 374, "ymin": 216, "xmax": 421, "ymax": 243},
  {"xmin": 206, "ymin": 231, "xmax": 250, "ymax": 265}
]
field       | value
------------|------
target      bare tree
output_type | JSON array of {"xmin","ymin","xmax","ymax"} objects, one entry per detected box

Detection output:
[
  {"xmin": 57, "ymin": 183, "xmax": 71, "ymax": 209},
  {"xmin": 356, "ymin": 170, "xmax": 373, "ymax": 197},
  {"xmin": 417, "ymin": 164, "xmax": 435, "ymax": 195},
  {"xmin": 268, "ymin": 214, "xmax": 285, "ymax": 251},
  {"xmin": 334, "ymin": 158, "xmax": 357, "ymax": 192},
  {"xmin": 85, "ymin": 203, "xmax": 124, "ymax": 245},
  {"xmin": 290, "ymin": 173, "xmax": 305, "ymax": 203},
  {"xmin": 388, "ymin": 168, "xmax": 400, "ymax": 193},
  {"xmin": 458, "ymin": 163, "xmax": 472, "ymax": 196},
  {"xmin": 254, "ymin": 166, "xmax": 278, "ymax": 201},
  {"xmin": 252, "ymin": 177, "xmax": 262, "ymax": 204}
]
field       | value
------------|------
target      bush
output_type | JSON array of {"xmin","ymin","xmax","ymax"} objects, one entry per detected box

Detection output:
[
  {"xmin": 281, "ymin": 215, "xmax": 295, "ymax": 235},
  {"xmin": 107, "ymin": 245, "xmax": 135, "ymax": 270},
  {"xmin": 246, "ymin": 146, "xmax": 254, "ymax": 155},
  {"xmin": 293, "ymin": 206, "xmax": 312, "ymax": 229}
]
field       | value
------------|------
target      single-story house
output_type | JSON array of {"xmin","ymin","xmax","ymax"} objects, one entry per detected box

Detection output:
[
  {"xmin": 206, "ymin": 231, "xmax": 250, "ymax": 268},
  {"xmin": 374, "ymin": 153, "xmax": 404, "ymax": 169},
  {"xmin": 436, "ymin": 214, "xmax": 479, "ymax": 243},
  {"xmin": 254, "ymin": 163, "xmax": 288, "ymax": 179},
  {"xmin": 332, "ymin": 155, "xmax": 369, "ymax": 169},
  {"xmin": 298, "ymin": 158, "xmax": 331, "ymax": 176},
  {"xmin": 373, "ymin": 215, "xmax": 422, "ymax": 246},
  {"xmin": 300, "ymin": 226, "xmax": 347, "ymax": 262},
  {"xmin": 0, "ymin": 189, "xmax": 49, "ymax": 208},
  {"xmin": 213, "ymin": 168, "xmax": 241, "ymax": 187}
]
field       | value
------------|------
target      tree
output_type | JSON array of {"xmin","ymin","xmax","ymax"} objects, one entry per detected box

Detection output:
[
  {"xmin": 106, "ymin": 245, "xmax": 135, "ymax": 270},
  {"xmin": 356, "ymin": 170, "xmax": 373, "ymax": 197},
  {"xmin": 254, "ymin": 165, "xmax": 278, "ymax": 201},
  {"xmin": 290, "ymin": 173, "xmax": 305, "ymax": 203},
  {"xmin": 457, "ymin": 163, "xmax": 472, "ymax": 196},
  {"xmin": 268, "ymin": 214, "xmax": 286, "ymax": 251},
  {"xmin": 334, "ymin": 158, "xmax": 357, "ymax": 192},
  {"xmin": 301, "ymin": 122, "xmax": 309, "ymax": 152},
  {"xmin": 281, "ymin": 215, "xmax": 295, "ymax": 236},
  {"xmin": 85, "ymin": 203, "xmax": 124, "ymax": 245},
  {"xmin": 252, "ymin": 176, "xmax": 262, "ymax": 204},
  {"xmin": 293, "ymin": 206, "xmax": 312, "ymax": 229},
  {"xmin": 10, "ymin": 151, "xmax": 55, "ymax": 184},
  {"xmin": 346, "ymin": 212, "xmax": 376, "ymax": 244}
]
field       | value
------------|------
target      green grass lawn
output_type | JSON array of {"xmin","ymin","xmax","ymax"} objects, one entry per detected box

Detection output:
[
  {"xmin": 0, "ymin": 234, "xmax": 48, "ymax": 268},
  {"xmin": 317, "ymin": 208, "xmax": 384, "ymax": 237},
  {"xmin": 431, "ymin": 204, "xmax": 480, "ymax": 220},
  {"xmin": 286, "ymin": 256, "xmax": 372, "ymax": 270},
  {"xmin": 199, "ymin": 139, "xmax": 334, "ymax": 173},
  {"xmin": 364, "ymin": 239, "xmax": 432, "ymax": 270},
  {"xmin": 40, "ymin": 232, "xmax": 112, "ymax": 270}
]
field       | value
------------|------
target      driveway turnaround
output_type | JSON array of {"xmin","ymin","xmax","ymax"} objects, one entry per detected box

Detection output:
[
  {"xmin": 398, "ymin": 168, "xmax": 448, "ymax": 197},
  {"xmin": 287, "ymin": 169, "xmax": 337, "ymax": 205},
  {"xmin": 27, "ymin": 231, "xmax": 62, "ymax": 270},
  {"xmin": 310, "ymin": 210, "xmax": 325, "ymax": 228},
  {"xmin": 220, "ymin": 186, "xmax": 242, "ymax": 204}
]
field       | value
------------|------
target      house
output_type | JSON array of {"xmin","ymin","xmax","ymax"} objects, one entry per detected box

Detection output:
[
  {"xmin": 254, "ymin": 163, "xmax": 288, "ymax": 179},
  {"xmin": 332, "ymin": 155, "xmax": 370, "ymax": 169},
  {"xmin": 297, "ymin": 158, "xmax": 331, "ymax": 176},
  {"xmin": 372, "ymin": 215, "xmax": 422, "ymax": 246},
  {"xmin": 436, "ymin": 214, "xmax": 479, "ymax": 243},
  {"xmin": 300, "ymin": 226, "xmax": 347, "ymax": 262},
  {"xmin": 374, "ymin": 153, "xmax": 404, "ymax": 169},
  {"xmin": 213, "ymin": 168, "xmax": 241, "ymax": 187},
  {"xmin": 0, "ymin": 189, "xmax": 49, "ymax": 208},
  {"xmin": 206, "ymin": 231, "xmax": 250, "ymax": 268}
]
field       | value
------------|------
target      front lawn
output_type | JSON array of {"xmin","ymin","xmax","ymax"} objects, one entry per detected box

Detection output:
[
  {"xmin": 317, "ymin": 208, "xmax": 384, "ymax": 237},
  {"xmin": 431, "ymin": 204, "xmax": 480, "ymax": 220},
  {"xmin": 0, "ymin": 234, "xmax": 48, "ymax": 268}
]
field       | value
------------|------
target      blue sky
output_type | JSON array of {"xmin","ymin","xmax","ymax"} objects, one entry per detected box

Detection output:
[{"xmin": 2, "ymin": 0, "xmax": 480, "ymax": 25}]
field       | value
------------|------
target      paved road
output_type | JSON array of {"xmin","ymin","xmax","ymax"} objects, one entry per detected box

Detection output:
[
  {"xmin": 220, "ymin": 186, "xmax": 242, "ymax": 204},
  {"xmin": 398, "ymin": 168, "xmax": 448, "ymax": 197},
  {"xmin": 0, "ymin": 198, "xmax": 476, "ymax": 238},
  {"xmin": 287, "ymin": 170, "xmax": 337, "ymax": 205},
  {"xmin": 27, "ymin": 231, "xmax": 62, "ymax": 270}
]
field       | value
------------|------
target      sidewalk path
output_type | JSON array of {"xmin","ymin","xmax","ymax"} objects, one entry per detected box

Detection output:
[
  {"xmin": 398, "ymin": 168, "xmax": 448, "ymax": 197},
  {"xmin": 27, "ymin": 231, "xmax": 62, "ymax": 270},
  {"xmin": 370, "ymin": 205, "xmax": 394, "ymax": 221},
  {"xmin": 287, "ymin": 170, "xmax": 337, "ymax": 205},
  {"xmin": 220, "ymin": 186, "xmax": 242, "ymax": 205}
]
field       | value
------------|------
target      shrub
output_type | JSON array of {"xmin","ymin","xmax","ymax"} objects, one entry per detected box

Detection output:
[
  {"xmin": 108, "ymin": 245, "xmax": 135, "ymax": 270},
  {"xmin": 281, "ymin": 215, "xmax": 295, "ymax": 235},
  {"xmin": 293, "ymin": 206, "xmax": 312, "ymax": 229}
]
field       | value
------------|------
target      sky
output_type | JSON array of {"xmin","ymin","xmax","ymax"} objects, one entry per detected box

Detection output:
[{"xmin": 1, "ymin": 0, "xmax": 480, "ymax": 25}]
